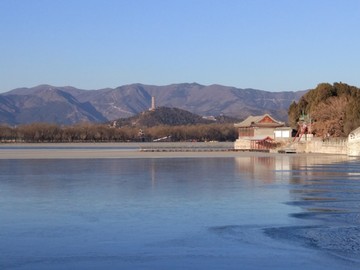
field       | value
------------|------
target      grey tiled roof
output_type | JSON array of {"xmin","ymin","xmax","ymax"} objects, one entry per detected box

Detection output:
[{"xmin": 234, "ymin": 114, "xmax": 284, "ymax": 128}]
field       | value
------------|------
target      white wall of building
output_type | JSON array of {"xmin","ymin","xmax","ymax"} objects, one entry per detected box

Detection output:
[{"xmin": 274, "ymin": 129, "xmax": 291, "ymax": 139}]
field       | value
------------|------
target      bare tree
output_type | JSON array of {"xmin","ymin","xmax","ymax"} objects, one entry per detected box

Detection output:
[{"xmin": 312, "ymin": 96, "xmax": 348, "ymax": 137}]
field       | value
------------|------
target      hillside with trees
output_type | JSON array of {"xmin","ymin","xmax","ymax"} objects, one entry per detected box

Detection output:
[
  {"xmin": 288, "ymin": 82, "xmax": 360, "ymax": 137},
  {"xmin": 114, "ymin": 106, "xmax": 239, "ymax": 127}
]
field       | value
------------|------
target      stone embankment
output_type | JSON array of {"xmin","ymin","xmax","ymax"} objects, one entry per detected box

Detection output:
[
  {"xmin": 279, "ymin": 132, "xmax": 360, "ymax": 157},
  {"xmin": 285, "ymin": 138, "xmax": 348, "ymax": 155}
]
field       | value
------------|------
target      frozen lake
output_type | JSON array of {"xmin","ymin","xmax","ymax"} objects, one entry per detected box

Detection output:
[{"xmin": 0, "ymin": 154, "xmax": 359, "ymax": 269}]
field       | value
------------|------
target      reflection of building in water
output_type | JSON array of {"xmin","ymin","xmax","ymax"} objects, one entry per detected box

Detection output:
[{"xmin": 235, "ymin": 156, "xmax": 291, "ymax": 183}]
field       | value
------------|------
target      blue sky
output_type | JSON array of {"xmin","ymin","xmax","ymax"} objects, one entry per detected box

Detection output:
[{"xmin": 0, "ymin": 0, "xmax": 359, "ymax": 92}]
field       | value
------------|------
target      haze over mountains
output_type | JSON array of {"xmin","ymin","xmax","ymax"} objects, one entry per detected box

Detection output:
[{"xmin": 0, "ymin": 83, "xmax": 306, "ymax": 125}]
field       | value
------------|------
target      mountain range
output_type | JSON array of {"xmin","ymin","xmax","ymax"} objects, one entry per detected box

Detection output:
[{"xmin": 0, "ymin": 83, "xmax": 306, "ymax": 125}]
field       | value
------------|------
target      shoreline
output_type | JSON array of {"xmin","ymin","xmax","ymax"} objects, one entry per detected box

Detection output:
[{"xmin": 0, "ymin": 142, "xmax": 349, "ymax": 160}]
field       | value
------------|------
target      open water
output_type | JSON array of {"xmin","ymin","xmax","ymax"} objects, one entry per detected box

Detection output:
[{"xmin": 0, "ymin": 154, "xmax": 360, "ymax": 269}]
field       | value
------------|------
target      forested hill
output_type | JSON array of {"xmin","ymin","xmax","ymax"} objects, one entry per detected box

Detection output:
[
  {"xmin": 114, "ymin": 107, "xmax": 239, "ymax": 127},
  {"xmin": 288, "ymin": 82, "xmax": 360, "ymax": 137}
]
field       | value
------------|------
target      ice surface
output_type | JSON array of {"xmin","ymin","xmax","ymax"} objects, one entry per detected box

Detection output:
[{"xmin": 0, "ymin": 155, "xmax": 359, "ymax": 269}]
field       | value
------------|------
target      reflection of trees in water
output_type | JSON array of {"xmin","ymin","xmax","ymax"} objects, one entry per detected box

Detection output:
[
  {"xmin": 287, "ymin": 155, "xmax": 350, "ymax": 185},
  {"xmin": 234, "ymin": 155, "xmax": 350, "ymax": 185},
  {"xmin": 285, "ymin": 155, "xmax": 358, "ymax": 226}
]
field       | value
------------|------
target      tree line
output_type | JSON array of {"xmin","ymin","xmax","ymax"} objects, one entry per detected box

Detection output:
[
  {"xmin": 288, "ymin": 82, "xmax": 360, "ymax": 137},
  {"xmin": 0, "ymin": 122, "xmax": 237, "ymax": 143}
]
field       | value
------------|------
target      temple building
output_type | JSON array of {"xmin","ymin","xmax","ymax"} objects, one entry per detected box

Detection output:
[{"xmin": 234, "ymin": 114, "xmax": 292, "ymax": 150}]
